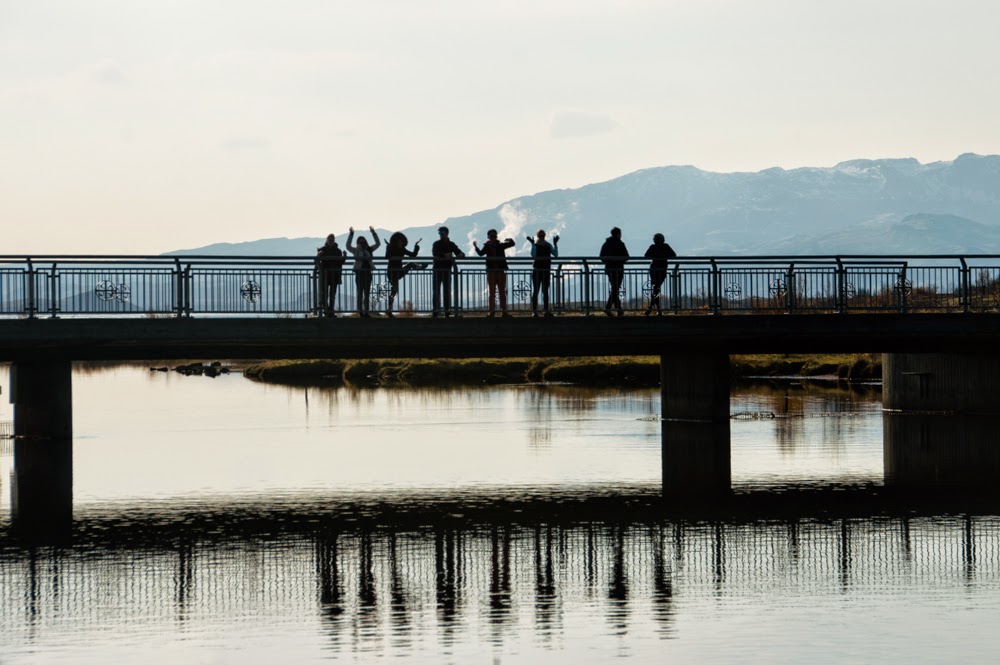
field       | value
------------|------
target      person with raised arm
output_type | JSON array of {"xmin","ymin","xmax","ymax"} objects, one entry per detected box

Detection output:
[
  {"xmin": 526, "ymin": 229, "xmax": 559, "ymax": 317},
  {"xmin": 385, "ymin": 232, "xmax": 427, "ymax": 318},
  {"xmin": 316, "ymin": 233, "xmax": 346, "ymax": 317},
  {"xmin": 346, "ymin": 225, "xmax": 381, "ymax": 318},
  {"xmin": 473, "ymin": 229, "xmax": 516, "ymax": 318},
  {"xmin": 431, "ymin": 226, "xmax": 465, "ymax": 318},
  {"xmin": 599, "ymin": 227, "xmax": 629, "ymax": 316},
  {"xmin": 643, "ymin": 233, "xmax": 677, "ymax": 316}
]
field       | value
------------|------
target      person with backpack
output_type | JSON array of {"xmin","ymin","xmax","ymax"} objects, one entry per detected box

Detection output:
[{"xmin": 526, "ymin": 229, "xmax": 559, "ymax": 317}]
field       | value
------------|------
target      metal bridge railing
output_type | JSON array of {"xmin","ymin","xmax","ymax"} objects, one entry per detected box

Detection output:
[{"xmin": 1, "ymin": 255, "xmax": 998, "ymax": 318}]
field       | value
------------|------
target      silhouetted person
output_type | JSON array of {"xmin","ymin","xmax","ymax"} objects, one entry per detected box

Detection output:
[
  {"xmin": 526, "ymin": 229, "xmax": 559, "ymax": 317},
  {"xmin": 431, "ymin": 226, "xmax": 465, "ymax": 317},
  {"xmin": 316, "ymin": 234, "xmax": 346, "ymax": 317},
  {"xmin": 643, "ymin": 233, "xmax": 677, "ymax": 316},
  {"xmin": 385, "ymin": 232, "xmax": 426, "ymax": 317},
  {"xmin": 346, "ymin": 225, "xmax": 381, "ymax": 317},
  {"xmin": 599, "ymin": 226, "xmax": 629, "ymax": 316},
  {"xmin": 474, "ymin": 229, "xmax": 516, "ymax": 317}
]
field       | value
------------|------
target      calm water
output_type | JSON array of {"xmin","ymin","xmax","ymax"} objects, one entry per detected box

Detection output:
[{"xmin": 1, "ymin": 365, "xmax": 999, "ymax": 664}]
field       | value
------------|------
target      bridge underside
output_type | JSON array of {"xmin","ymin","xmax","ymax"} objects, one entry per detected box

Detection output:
[{"xmin": 1, "ymin": 313, "xmax": 998, "ymax": 361}]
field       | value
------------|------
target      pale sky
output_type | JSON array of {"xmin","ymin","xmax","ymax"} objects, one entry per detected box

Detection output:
[{"xmin": 2, "ymin": 0, "xmax": 998, "ymax": 254}]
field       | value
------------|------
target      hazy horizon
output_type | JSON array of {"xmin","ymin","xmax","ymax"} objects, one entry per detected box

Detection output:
[{"xmin": 3, "ymin": 0, "xmax": 998, "ymax": 254}]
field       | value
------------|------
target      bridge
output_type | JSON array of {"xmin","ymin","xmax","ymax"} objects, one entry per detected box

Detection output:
[{"xmin": 2, "ymin": 254, "xmax": 1000, "ymax": 523}]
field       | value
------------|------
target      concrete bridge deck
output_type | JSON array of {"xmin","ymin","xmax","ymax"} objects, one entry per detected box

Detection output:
[{"xmin": 1, "ymin": 312, "xmax": 999, "ymax": 362}]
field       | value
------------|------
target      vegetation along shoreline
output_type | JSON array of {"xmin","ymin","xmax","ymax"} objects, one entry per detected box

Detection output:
[{"xmin": 242, "ymin": 354, "xmax": 882, "ymax": 387}]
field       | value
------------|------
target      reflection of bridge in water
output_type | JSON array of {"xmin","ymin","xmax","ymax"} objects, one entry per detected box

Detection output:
[{"xmin": 2, "ymin": 494, "xmax": 1000, "ymax": 654}]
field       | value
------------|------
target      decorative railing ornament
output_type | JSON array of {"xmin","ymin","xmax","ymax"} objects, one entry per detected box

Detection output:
[
  {"xmin": 768, "ymin": 279, "xmax": 787, "ymax": 299},
  {"xmin": 372, "ymin": 282, "xmax": 392, "ymax": 303},
  {"xmin": 95, "ymin": 280, "xmax": 131, "ymax": 303},
  {"xmin": 725, "ymin": 283, "xmax": 742, "ymax": 301},
  {"xmin": 240, "ymin": 280, "xmax": 262, "ymax": 304},
  {"xmin": 513, "ymin": 281, "xmax": 531, "ymax": 302}
]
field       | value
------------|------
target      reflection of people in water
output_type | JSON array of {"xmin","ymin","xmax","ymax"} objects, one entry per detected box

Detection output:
[
  {"xmin": 474, "ymin": 229, "xmax": 516, "ymax": 317},
  {"xmin": 385, "ymin": 232, "xmax": 426, "ymax": 318},
  {"xmin": 316, "ymin": 532, "xmax": 344, "ymax": 651},
  {"xmin": 643, "ymin": 233, "xmax": 676, "ymax": 316},
  {"xmin": 316, "ymin": 234, "xmax": 346, "ymax": 317},
  {"xmin": 526, "ymin": 229, "xmax": 559, "ymax": 317}
]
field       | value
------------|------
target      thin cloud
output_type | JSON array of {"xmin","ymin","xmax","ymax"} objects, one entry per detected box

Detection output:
[
  {"xmin": 220, "ymin": 137, "xmax": 271, "ymax": 151},
  {"xmin": 549, "ymin": 109, "xmax": 618, "ymax": 139},
  {"xmin": 91, "ymin": 60, "xmax": 129, "ymax": 87},
  {"xmin": 173, "ymin": 49, "xmax": 368, "ymax": 78}
]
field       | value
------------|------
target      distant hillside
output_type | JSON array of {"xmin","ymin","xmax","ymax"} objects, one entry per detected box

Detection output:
[
  {"xmin": 168, "ymin": 237, "xmax": 323, "ymax": 257},
  {"xmin": 166, "ymin": 153, "xmax": 1000, "ymax": 258},
  {"xmin": 771, "ymin": 213, "xmax": 1000, "ymax": 255}
]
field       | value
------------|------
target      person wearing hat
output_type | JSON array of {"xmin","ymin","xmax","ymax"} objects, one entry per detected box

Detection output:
[{"xmin": 431, "ymin": 226, "xmax": 465, "ymax": 317}]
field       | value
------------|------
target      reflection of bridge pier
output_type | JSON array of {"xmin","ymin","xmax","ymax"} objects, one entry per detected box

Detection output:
[
  {"xmin": 660, "ymin": 352, "xmax": 731, "ymax": 498},
  {"xmin": 9, "ymin": 361, "xmax": 73, "ymax": 543},
  {"xmin": 884, "ymin": 412, "xmax": 1000, "ymax": 493}
]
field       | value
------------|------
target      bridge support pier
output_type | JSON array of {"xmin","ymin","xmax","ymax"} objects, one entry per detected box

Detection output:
[
  {"xmin": 9, "ymin": 361, "xmax": 73, "ymax": 542},
  {"xmin": 883, "ymin": 353, "xmax": 1000, "ymax": 495},
  {"xmin": 660, "ymin": 353, "xmax": 731, "ymax": 499},
  {"xmin": 883, "ymin": 353, "xmax": 1000, "ymax": 414}
]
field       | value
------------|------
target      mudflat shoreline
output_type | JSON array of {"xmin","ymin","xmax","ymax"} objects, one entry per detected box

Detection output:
[{"xmin": 243, "ymin": 354, "xmax": 882, "ymax": 387}]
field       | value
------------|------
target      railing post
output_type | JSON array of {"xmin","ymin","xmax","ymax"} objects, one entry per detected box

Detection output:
[
  {"xmin": 959, "ymin": 258, "xmax": 970, "ymax": 313},
  {"xmin": 836, "ymin": 258, "xmax": 846, "ymax": 314},
  {"xmin": 710, "ymin": 259, "xmax": 720, "ymax": 314},
  {"xmin": 183, "ymin": 264, "xmax": 192, "ymax": 317},
  {"xmin": 25, "ymin": 258, "xmax": 36, "ymax": 319},
  {"xmin": 786, "ymin": 263, "xmax": 796, "ymax": 313},
  {"xmin": 671, "ymin": 263, "xmax": 681, "ymax": 314},
  {"xmin": 452, "ymin": 263, "xmax": 461, "ymax": 317},
  {"xmin": 554, "ymin": 264, "xmax": 563, "ymax": 314},
  {"xmin": 310, "ymin": 259, "xmax": 319, "ymax": 318},
  {"xmin": 49, "ymin": 262, "xmax": 59, "ymax": 319},
  {"xmin": 583, "ymin": 260, "xmax": 592, "ymax": 316},
  {"xmin": 898, "ymin": 263, "xmax": 908, "ymax": 314},
  {"xmin": 173, "ymin": 258, "xmax": 183, "ymax": 318}
]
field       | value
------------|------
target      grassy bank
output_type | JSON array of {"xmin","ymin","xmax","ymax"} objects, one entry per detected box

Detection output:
[{"xmin": 244, "ymin": 354, "xmax": 881, "ymax": 386}]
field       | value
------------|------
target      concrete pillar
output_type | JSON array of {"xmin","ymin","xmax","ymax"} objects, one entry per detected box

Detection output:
[
  {"xmin": 11, "ymin": 360, "xmax": 73, "ymax": 440},
  {"xmin": 9, "ymin": 361, "xmax": 73, "ymax": 542},
  {"xmin": 660, "ymin": 353, "xmax": 730, "ymax": 422},
  {"xmin": 883, "ymin": 353, "xmax": 1000, "ymax": 414},
  {"xmin": 660, "ymin": 353, "xmax": 731, "ymax": 499}
]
